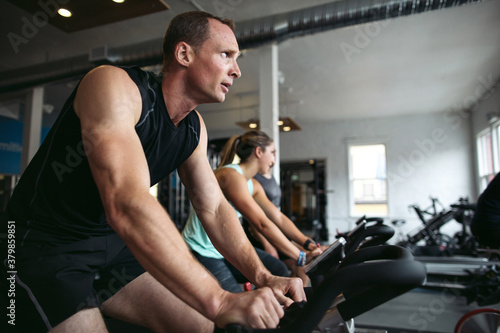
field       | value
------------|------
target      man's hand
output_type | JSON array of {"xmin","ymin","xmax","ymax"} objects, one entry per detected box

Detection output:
[
  {"xmin": 260, "ymin": 275, "xmax": 306, "ymax": 308},
  {"xmin": 215, "ymin": 287, "xmax": 284, "ymax": 329}
]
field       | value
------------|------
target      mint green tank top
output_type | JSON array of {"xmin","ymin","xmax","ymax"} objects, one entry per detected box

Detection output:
[{"xmin": 182, "ymin": 164, "xmax": 253, "ymax": 259}]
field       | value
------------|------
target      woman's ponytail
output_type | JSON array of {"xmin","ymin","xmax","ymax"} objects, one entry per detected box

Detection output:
[{"xmin": 216, "ymin": 131, "xmax": 272, "ymax": 170}]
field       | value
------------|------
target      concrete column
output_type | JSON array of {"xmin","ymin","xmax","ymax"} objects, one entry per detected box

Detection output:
[
  {"xmin": 259, "ymin": 42, "xmax": 280, "ymax": 183},
  {"xmin": 20, "ymin": 86, "xmax": 44, "ymax": 174}
]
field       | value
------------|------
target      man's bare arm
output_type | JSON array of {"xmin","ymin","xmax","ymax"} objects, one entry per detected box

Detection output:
[{"xmin": 178, "ymin": 114, "xmax": 273, "ymax": 286}]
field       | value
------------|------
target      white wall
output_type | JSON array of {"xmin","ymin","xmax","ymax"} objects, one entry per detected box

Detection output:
[
  {"xmin": 276, "ymin": 111, "xmax": 475, "ymax": 240},
  {"xmin": 471, "ymin": 79, "xmax": 500, "ymax": 136}
]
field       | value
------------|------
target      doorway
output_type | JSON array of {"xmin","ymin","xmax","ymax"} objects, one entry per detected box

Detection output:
[{"xmin": 280, "ymin": 159, "xmax": 328, "ymax": 242}]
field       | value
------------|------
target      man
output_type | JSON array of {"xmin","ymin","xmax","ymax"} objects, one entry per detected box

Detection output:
[
  {"xmin": 3, "ymin": 11, "xmax": 304, "ymax": 332},
  {"xmin": 472, "ymin": 173, "xmax": 500, "ymax": 248}
]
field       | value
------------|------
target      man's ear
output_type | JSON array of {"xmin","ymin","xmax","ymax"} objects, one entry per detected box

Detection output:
[{"xmin": 174, "ymin": 42, "xmax": 193, "ymax": 67}]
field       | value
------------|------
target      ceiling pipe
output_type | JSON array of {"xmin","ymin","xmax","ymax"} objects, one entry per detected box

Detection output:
[
  {"xmin": 0, "ymin": 39, "xmax": 164, "ymax": 94},
  {"xmin": 0, "ymin": 0, "xmax": 485, "ymax": 93},
  {"xmin": 235, "ymin": 0, "xmax": 485, "ymax": 49}
]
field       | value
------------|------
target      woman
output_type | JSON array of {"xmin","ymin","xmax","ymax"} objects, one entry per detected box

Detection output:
[{"xmin": 182, "ymin": 130, "xmax": 322, "ymax": 292}]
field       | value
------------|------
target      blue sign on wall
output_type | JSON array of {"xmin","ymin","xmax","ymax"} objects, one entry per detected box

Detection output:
[{"xmin": 0, "ymin": 117, "xmax": 49, "ymax": 175}]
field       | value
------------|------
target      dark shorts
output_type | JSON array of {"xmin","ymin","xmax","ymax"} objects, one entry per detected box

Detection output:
[
  {"xmin": 9, "ymin": 232, "xmax": 145, "ymax": 332},
  {"xmin": 243, "ymin": 219, "xmax": 292, "ymax": 261}
]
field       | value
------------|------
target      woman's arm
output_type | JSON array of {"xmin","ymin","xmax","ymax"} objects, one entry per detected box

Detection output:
[
  {"xmin": 248, "ymin": 224, "xmax": 280, "ymax": 258},
  {"xmin": 216, "ymin": 168, "xmax": 303, "ymax": 261},
  {"xmin": 253, "ymin": 181, "xmax": 322, "ymax": 257}
]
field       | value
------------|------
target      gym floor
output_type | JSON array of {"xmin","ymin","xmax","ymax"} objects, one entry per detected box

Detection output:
[{"xmin": 355, "ymin": 288, "xmax": 499, "ymax": 333}]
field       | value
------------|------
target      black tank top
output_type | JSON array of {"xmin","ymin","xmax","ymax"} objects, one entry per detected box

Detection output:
[
  {"xmin": 7, "ymin": 66, "xmax": 200, "ymax": 243},
  {"xmin": 254, "ymin": 173, "xmax": 282, "ymax": 208}
]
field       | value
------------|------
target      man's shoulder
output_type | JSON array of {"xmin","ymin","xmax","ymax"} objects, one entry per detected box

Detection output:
[
  {"xmin": 80, "ymin": 66, "xmax": 140, "ymax": 93},
  {"xmin": 75, "ymin": 65, "xmax": 142, "ymax": 120},
  {"xmin": 118, "ymin": 66, "xmax": 161, "ymax": 88}
]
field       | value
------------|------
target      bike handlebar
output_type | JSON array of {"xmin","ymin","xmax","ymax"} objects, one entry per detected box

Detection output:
[
  {"xmin": 313, "ymin": 219, "xmax": 395, "ymax": 280},
  {"xmin": 346, "ymin": 224, "xmax": 394, "ymax": 253},
  {"xmin": 223, "ymin": 246, "xmax": 426, "ymax": 333},
  {"xmin": 450, "ymin": 203, "xmax": 476, "ymax": 211}
]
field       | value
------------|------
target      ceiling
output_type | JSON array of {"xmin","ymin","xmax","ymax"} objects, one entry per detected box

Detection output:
[
  {"xmin": 4, "ymin": 0, "xmax": 170, "ymax": 32},
  {"xmin": 0, "ymin": 0, "xmax": 499, "ymax": 133}
]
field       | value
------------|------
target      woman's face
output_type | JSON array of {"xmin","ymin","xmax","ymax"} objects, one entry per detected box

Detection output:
[{"xmin": 258, "ymin": 142, "xmax": 276, "ymax": 174}]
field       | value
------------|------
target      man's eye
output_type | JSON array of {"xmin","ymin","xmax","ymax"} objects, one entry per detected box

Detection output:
[{"xmin": 221, "ymin": 52, "xmax": 229, "ymax": 59}]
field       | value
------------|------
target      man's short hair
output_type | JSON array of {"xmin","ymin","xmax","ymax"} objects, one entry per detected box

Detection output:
[{"xmin": 162, "ymin": 11, "xmax": 235, "ymax": 72}]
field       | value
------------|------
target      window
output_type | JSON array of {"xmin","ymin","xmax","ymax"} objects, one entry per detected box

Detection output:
[
  {"xmin": 348, "ymin": 144, "xmax": 388, "ymax": 216},
  {"xmin": 477, "ymin": 121, "xmax": 500, "ymax": 192}
]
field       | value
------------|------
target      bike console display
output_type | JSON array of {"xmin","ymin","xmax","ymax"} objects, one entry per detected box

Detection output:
[{"xmin": 305, "ymin": 237, "xmax": 346, "ymax": 275}]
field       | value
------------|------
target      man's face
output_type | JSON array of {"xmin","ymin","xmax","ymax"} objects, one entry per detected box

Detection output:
[{"xmin": 187, "ymin": 19, "xmax": 241, "ymax": 104}]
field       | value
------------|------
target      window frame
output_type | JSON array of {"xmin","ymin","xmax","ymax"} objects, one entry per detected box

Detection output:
[
  {"xmin": 476, "ymin": 120, "xmax": 500, "ymax": 192},
  {"xmin": 347, "ymin": 141, "xmax": 388, "ymax": 217}
]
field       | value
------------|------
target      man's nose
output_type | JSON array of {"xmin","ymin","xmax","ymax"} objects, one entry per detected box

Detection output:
[{"xmin": 231, "ymin": 60, "xmax": 241, "ymax": 79}]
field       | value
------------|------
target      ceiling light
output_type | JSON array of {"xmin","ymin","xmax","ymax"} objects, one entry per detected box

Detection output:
[
  {"xmin": 236, "ymin": 117, "xmax": 301, "ymax": 132},
  {"xmin": 58, "ymin": 8, "xmax": 72, "ymax": 17},
  {"xmin": 113, "ymin": 0, "xmax": 125, "ymax": 3}
]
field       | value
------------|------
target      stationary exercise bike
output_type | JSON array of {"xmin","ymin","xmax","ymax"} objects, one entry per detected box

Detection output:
[
  {"xmin": 395, "ymin": 197, "xmax": 478, "ymax": 257},
  {"xmin": 393, "ymin": 198, "xmax": 500, "ymax": 307},
  {"xmin": 335, "ymin": 215, "xmax": 395, "ymax": 255},
  {"xmin": 308, "ymin": 215, "xmax": 395, "ymax": 287},
  {"xmin": 220, "ymin": 217, "xmax": 426, "ymax": 333}
]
